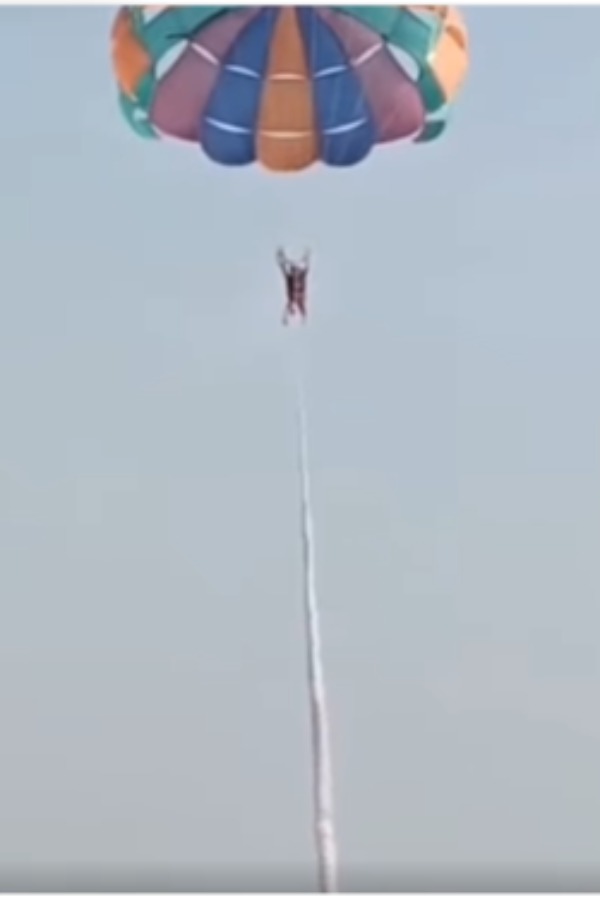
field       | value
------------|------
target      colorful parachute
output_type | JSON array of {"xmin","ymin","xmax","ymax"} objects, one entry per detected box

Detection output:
[{"xmin": 111, "ymin": 6, "xmax": 469, "ymax": 172}]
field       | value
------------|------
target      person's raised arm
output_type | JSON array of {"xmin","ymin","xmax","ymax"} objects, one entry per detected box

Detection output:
[{"xmin": 276, "ymin": 248, "xmax": 290, "ymax": 274}]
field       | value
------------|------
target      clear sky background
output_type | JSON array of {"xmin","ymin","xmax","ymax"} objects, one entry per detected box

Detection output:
[{"xmin": 1, "ymin": 4, "xmax": 600, "ymax": 891}]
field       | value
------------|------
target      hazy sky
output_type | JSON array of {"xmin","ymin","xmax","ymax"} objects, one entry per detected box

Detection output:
[{"xmin": 1, "ymin": 4, "xmax": 600, "ymax": 891}]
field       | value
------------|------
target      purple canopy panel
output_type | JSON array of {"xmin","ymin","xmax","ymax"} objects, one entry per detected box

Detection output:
[
  {"xmin": 317, "ymin": 8, "xmax": 425, "ymax": 143},
  {"xmin": 151, "ymin": 9, "xmax": 260, "ymax": 141}
]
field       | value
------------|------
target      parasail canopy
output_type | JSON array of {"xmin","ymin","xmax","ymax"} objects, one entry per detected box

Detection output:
[{"xmin": 112, "ymin": 6, "xmax": 469, "ymax": 172}]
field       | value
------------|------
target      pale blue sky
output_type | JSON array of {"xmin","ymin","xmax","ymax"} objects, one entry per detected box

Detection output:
[{"xmin": 1, "ymin": 4, "xmax": 600, "ymax": 890}]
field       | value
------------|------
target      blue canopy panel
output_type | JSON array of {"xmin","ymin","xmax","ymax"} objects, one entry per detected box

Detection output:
[
  {"xmin": 200, "ymin": 9, "xmax": 278, "ymax": 165},
  {"xmin": 297, "ymin": 7, "xmax": 377, "ymax": 166}
]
